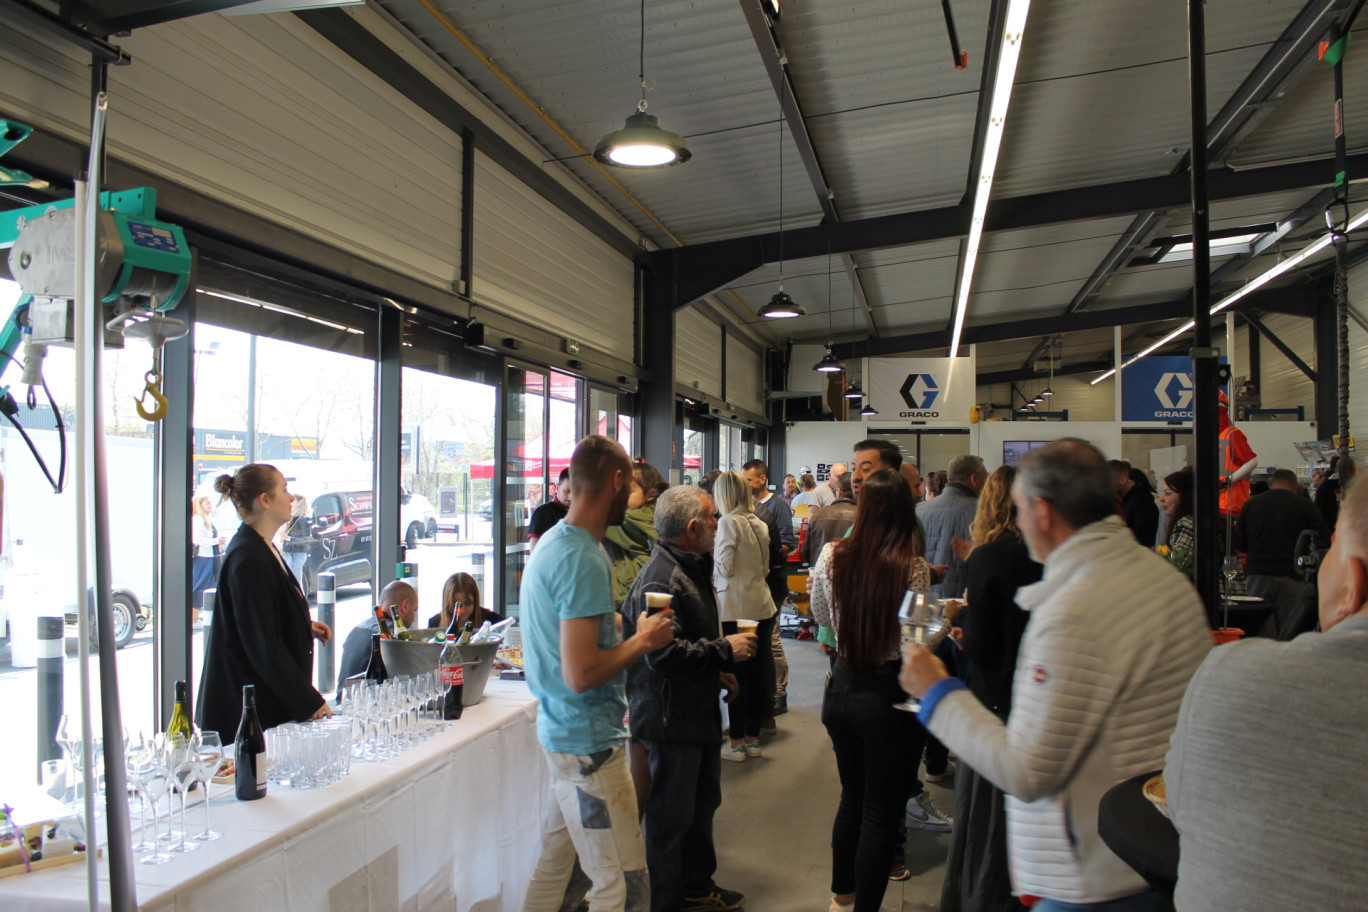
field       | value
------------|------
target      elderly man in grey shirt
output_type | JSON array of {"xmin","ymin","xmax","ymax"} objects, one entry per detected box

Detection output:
[
  {"xmin": 810, "ymin": 462, "xmax": 847, "ymax": 508},
  {"xmin": 1164, "ymin": 470, "xmax": 1368, "ymax": 912},
  {"xmin": 918, "ymin": 453, "xmax": 987, "ymax": 599}
]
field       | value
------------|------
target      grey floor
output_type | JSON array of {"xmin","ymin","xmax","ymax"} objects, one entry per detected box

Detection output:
[{"xmin": 711, "ymin": 634, "xmax": 953, "ymax": 912}]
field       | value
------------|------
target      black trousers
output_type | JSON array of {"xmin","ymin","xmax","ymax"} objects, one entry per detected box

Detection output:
[
  {"xmin": 721, "ymin": 615, "xmax": 777, "ymax": 739},
  {"xmin": 822, "ymin": 662, "xmax": 923, "ymax": 912},
  {"xmin": 643, "ymin": 739, "xmax": 722, "ymax": 912}
]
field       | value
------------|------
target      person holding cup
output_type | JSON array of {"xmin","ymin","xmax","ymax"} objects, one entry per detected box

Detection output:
[
  {"xmin": 711, "ymin": 471, "xmax": 776, "ymax": 762},
  {"xmin": 621, "ymin": 484, "xmax": 755, "ymax": 912}
]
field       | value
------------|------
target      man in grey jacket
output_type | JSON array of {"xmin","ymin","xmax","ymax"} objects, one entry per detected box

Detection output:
[
  {"xmin": 901, "ymin": 440, "xmax": 1210, "ymax": 911},
  {"xmin": 918, "ymin": 453, "xmax": 986, "ymax": 599},
  {"xmin": 1164, "ymin": 471, "xmax": 1368, "ymax": 912},
  {"xmin": 621, "ymin": 485, "xmax": 756, "ymax": 912}
]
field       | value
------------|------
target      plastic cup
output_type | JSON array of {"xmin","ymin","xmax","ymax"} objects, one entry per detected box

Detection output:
[{"xmin": 645, "ymin": 592, "xmax": 673, "ymax": 615}]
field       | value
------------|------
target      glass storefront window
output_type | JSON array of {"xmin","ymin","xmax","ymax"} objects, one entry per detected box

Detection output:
[
  {"xmin": 190, "ymin": 314, "xmax": 375, "ymax": 700},
  {"xmin": 401, "ymin": 365, "xmax": 497, "ymax": 627}
]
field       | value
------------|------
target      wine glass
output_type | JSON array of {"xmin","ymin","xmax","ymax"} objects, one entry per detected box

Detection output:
[
  {"xmin": 165, "ymin": 734, "xmax": 199, "ymax": 853},
  {"xmin": 192, "ymin": 732, "xmax": 223, "ymax": 841},
  {"xmin": 127, "ymin": 739, "xmax": 173, "ymax": 865},
  {"xmin": 55, "ymin": 714, "xmax": 77, "ymax": 806},
  {"xmin": 125, "ymin": 734, "xmax": 158, "ymax": 853},
  {"xmin": 894, "ymin": 590, "xmax": 947, "ymax": 713}
]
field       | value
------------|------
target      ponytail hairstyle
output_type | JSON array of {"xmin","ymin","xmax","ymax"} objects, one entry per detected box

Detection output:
[{"xmin": 215, "ymin": 464, "xmax": 281, "ymax": 520}]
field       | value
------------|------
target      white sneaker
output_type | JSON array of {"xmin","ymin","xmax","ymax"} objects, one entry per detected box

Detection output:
[
  {"xmin": 721, "ymin": 742, "xmax": 746, "ymax": 763},
  {"xmin": 906, "ymin": 790, "xmax": 952, "ymax": 831},
  {"xmin": 744, "ymin": 739, "xmax": 762, "ymax": 758},
  {"xmin": 828, "ymin": 898, "xmax": 854, "ymax": 912}
]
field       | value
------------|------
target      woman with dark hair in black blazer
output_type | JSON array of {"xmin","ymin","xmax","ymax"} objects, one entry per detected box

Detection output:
[{"xmin": 197, "ymin": 464, "xmax": 333, "ymax": 737}]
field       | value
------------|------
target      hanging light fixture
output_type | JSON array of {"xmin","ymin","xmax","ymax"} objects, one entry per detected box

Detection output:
[
  {"xmin": 844, "ymin": 383, "xmax": 864, "ymax": 400},
  {"xmin": 860, "ymin": 402, "xmax": 878, "ymax": 417},
  {"xmin": 759, "ymin": 291, "xmax": 805, "ymax": 319},
  {"xmin": 593, "ymin": 0, "xmax": 692, "ymax": 168},
  {"xmin": 813, "ymin": 235, "xmax": 843, "ymax": 373},
  {"xmin": 814, "ymin": 347, "xmax": 844, "ymax": 373},
  {"xmin": 761, "ymin": 70, "xmax": 801, "ymax": 318}
]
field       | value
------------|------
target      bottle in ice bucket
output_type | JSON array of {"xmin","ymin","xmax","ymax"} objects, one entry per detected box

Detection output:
[
  {"xmin": 438, "ymin": 633, "xmax": 465, "ymax": 720},
  {"xmin": 235, "ymin": 685, "xmax": 267, "ymax": 801}
]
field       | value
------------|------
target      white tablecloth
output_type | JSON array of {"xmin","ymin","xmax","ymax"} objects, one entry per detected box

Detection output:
[{"xmin": 0, "ymin": 680, "xmax": 548, "ymax": 912}]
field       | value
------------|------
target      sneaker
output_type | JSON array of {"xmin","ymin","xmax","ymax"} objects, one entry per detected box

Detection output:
[
  {"xmin": 744, "ymin": 739, "xmax": 762, "ymax": 758},
  {"xmin": 889, "ymin": 861, "xmax": 911, "ymax": 881},
  {"xmin": 721, "ymin": 742, "xmax": 746, "ymax": 763},
  {"xmin": 828, "ymin": 898, "xmax": 854, "ymax": 912},
  {"xmin": 906, "ymin": 790, "xmax": 953, "ymax": 832},
  {"xmin": 682, "ymin": 886, "xmax": 745, "ymax": 911},
  {"xmin": 924, "ymin": 760, "xmax": 956, "ymax": 783}
]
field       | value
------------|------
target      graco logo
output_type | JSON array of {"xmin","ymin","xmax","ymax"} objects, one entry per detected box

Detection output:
[
  {"xmin": 899, "ymin": 374, "xmax": 940, "ymax": 410},
  {"xmin": 1154, "ymin": 372, "xmax": 1193, "ymax": 410}
]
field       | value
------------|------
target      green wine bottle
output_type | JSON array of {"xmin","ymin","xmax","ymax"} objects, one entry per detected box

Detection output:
[{"xmin": 168, "ymin": 680, "xmax": 193, "ymax": 739}]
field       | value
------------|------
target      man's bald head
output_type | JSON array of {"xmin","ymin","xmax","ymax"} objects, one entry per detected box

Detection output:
[{"xmin": 378, "ymin": 580, "xmax": 418, "ymax": 628}]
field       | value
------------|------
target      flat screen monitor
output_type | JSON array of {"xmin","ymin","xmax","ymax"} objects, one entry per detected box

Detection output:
[{"xmin": 1003, "ymin": 440, "xmax": 1048, "ymax": 466}]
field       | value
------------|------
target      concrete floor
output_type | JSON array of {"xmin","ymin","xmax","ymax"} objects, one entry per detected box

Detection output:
[{"xmin": 710, "ymin": 635, "xmax": 953, "ymax": 912}]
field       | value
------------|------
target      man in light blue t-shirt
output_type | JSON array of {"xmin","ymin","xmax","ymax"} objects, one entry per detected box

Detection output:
[{"xmin": 521, "ymin": 435, "xmax": 677, "ymax": 912}]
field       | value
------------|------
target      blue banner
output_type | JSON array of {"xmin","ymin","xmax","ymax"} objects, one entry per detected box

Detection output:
[{"xmin": 1121, "ymin": 356, "xmax": 1227, "ymax": 422}]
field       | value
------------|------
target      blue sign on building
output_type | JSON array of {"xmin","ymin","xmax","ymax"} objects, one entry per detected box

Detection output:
[{"xmin": 1121, "ymin": 356, "xmax": 1227, "ymax": 422}]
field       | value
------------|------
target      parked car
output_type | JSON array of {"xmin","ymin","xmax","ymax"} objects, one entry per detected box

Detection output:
[
  {"xmin": 300, "ymin": 489, "xmax": 375, "ymax": 596},
  {"xmin": 401, "ymin": 487, "xmax": 438, "ymax": 549}
]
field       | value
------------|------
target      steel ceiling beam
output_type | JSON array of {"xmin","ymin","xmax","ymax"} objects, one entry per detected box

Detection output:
[
  {"xmin": 0, "ymin": 0, "xmax": 130, "ymax": 63},
  {"xmin": 650, "ymin": 151, "xmax": 1368, "ymax": 309},
  {"xmin": 1017, "ymin": 0, "xmax": 1349, "ymax": 370},
  {"xmin": 830, "ymin": 283, "xmax": 1316, "ymax": 359},
  {"xmin": 76, "ymin": 0, "xmax": 266, "ymax": 35},
  {"xmin": 738, "ymin": 0, "xmax": 879, "ymax": 336}
]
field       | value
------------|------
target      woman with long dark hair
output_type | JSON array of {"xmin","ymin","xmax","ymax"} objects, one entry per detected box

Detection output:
[
  {"xmin": 809, "ymin": 469, "xmax": 931, "ymax": 912},
  {"xmin": 941, "ymin": 466, "xmax": 1040, "ymax": 912},
  {"xmin": 429, "ymin": 571, "xmax": 505, "ymax": 631},
  {"xmin": 1161, "ymin": 467, "xmax": 1196, "ymax": 554}
]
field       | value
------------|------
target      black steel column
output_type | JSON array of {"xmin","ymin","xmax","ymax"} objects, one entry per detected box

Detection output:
[
  {"xmin": 641, "ymin": 258, "xmax": 677, "ymax": 477},
  {"xmin": 1315, "ymin": 290, "xmax": 1341, "ymax": 439},
  {"xmin": 373, "ymin": 307, "xmax": 403, "ymax": 594},
  {"xmin": 1247, "ymin": 319, "xmax": 1262, "ymax": 392},
  {"xmin": 156, "ymin": 291, "xmax": 195, "ymax": 727},
  {"xmin": 1189, "ymin": 0, "xmax": 1221, "ymax": 612}
]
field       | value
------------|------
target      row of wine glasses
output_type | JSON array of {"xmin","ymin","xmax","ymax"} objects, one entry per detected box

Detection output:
[
  {"xmin": 336, "ymin": 674, "xmax": 445, "ymax": 762},
  {"xmin": 124, "ymin": 731, "xmax": 223, "ymax": 865}
]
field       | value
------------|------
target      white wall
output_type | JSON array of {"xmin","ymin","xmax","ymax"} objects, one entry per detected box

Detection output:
[{"xmin": 976, "ymin": 422, "xmax": 1124, "ymax": 471}]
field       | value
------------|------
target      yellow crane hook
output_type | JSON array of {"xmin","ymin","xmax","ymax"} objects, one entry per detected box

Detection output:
[{"xmin": 135, "ymin": 369, "xmax": 169, "ymax": 422}]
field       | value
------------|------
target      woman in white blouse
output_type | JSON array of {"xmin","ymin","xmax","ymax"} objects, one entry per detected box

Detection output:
[
  {"xmin": 809, "ymin": 468, "xmax": 933, "ymax": 912},
  {"xmin": 191, "ymin": 494, "xmax": 224, "ymax": 621},
  {"xmin": 712, "ymin": 470, "xmax": 776, "ymax": 761}
]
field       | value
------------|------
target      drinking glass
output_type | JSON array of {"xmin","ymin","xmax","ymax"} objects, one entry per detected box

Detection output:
[
  {"xmin": 192, "ymin": 732, "xmax": 223, "ymax": 841},
  {"xmin": 164, "ymin": 733, "xmax": 199, "ymax": 853},
  {"xmin": 894, "ymin": 590, "xmax": 947, "ymax": 713},
  {"xmin": 127, "ymin": 739, "xmax": 173, "ymax": 865},
  {"xmin": 125, "ymin": 734, "xmax": 158, "ymax": 853}
]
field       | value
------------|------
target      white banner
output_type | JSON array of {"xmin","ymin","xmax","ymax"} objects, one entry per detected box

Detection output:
[{"xmin": 868, "ymin": 357, "xmax": 975, "ymax": 421}]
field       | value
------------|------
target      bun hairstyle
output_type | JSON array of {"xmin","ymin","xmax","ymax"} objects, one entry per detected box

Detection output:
[{"xmin": 215, "ymin": 463, "xmax": 281, "ymax": 518}]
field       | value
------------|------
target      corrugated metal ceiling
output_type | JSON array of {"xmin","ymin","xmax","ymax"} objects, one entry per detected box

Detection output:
[{"xmin": 365, "ymin": 0, "xmax": 1359, "ymax": 377}]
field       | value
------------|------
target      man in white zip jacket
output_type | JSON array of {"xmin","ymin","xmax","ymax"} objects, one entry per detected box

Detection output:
[{"xmin": 901, "ymin": 439, "xmax": 1210, "ymax": 911}]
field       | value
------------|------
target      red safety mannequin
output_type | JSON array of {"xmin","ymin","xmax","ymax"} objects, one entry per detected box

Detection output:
[{"xmin": 1218, "ymin": 391, "xmax": 1257, "ymax": 516}]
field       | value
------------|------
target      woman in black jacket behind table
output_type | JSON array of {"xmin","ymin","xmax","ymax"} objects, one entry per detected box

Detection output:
[
  {"xmin": 197, "ymin": 464, "xmax": 333, "ymax": 737},
  {"xmin": 941, "ymin": 465, "xmax": 1040, "ymax": 912}
]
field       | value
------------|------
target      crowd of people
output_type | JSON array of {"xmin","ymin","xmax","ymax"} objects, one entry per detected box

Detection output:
[{"xmin": 194, "ymin": 427, "xmax": 1363, "ymax": 912}]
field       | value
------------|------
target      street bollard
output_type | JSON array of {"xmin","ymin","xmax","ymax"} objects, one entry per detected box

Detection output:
[
  {"xmin": 36, "ymin": 615, "xmax": 64, "ymax": 782},
  {"xmin": 317, "ymin": 572, "xmax": 336, "ymax": 694}
]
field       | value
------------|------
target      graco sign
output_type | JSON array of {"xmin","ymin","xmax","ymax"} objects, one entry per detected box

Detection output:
[
  {"xmin": 869, "ymin": 357, "xmax": 974, "ymax": 421},
  {"xmin": 1122, "ymin": 356, "xmax": 1227, "ymax": 421}
]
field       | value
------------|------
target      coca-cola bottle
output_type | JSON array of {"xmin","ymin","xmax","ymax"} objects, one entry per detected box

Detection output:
[{"xmin": 437, "ymin": 633, "xmax": 465, "ymax": 720}]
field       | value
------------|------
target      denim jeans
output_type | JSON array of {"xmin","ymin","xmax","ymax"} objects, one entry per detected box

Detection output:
[
  {"xmin": 523, "ymin": 746, "xmax": 650, "ymax": 912},
  {"xmin": 821, "ymin": 662, "xmax": 923, "ymax": 912},
  {"xmin": 642, "ymin": 739, "xmax": 721, "ymax": 912},
  {"xmin": 1032, "ymin": 891, "xmax": 1172, "ymax": 912}
]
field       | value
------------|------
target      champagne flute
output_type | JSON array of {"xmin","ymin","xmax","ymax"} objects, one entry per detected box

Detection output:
[
  {"xmin": 894, "ymin": 590, "xmax": 947, "ymax": 713},
  {"xmin": 125, "ymin": 733, "xmax": 158, "ymax": 853},
  {"xmin": 192, "ymin": 732, "xmax": 223, "ymax": 841}
]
